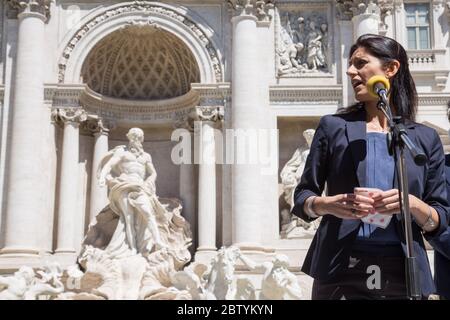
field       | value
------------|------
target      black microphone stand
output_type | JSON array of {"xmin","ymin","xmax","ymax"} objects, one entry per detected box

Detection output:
[{"xmin": 376, "ymin": 92, "xmax": 427, "ymax": 300}]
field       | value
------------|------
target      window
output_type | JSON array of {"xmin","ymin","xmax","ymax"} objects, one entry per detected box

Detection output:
[{"xmin": 405, "ymin": 3, "xmax": 431, "ymax": 50}]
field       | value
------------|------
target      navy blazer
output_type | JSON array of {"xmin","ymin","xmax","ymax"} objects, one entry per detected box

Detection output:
[
  {"xmin": 292, "ymin": 106, "xmax": 450, "ymax": 297},
  {"xmin": 429, "ymin": 154, "xmax": 450, "ymax": 299}
]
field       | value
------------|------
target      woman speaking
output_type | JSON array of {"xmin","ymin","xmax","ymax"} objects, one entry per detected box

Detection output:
[{"xmin": 292, "ymin": 34, "xmax": 449, "ymax": 300}]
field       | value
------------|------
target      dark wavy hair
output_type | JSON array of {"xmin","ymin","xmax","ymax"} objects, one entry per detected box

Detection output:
[{"xmin": 341, "ymin": 34, "xmax": 418, "ymax": 121}]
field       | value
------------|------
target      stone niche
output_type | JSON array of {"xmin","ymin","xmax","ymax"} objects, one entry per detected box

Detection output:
[
  {"xmin": 275, "ymin": 1, "xmax": 334, "ymax": 82},
  {"xmin": 277, "ymin": 116, "xmax": 321, "ymax": 240}
]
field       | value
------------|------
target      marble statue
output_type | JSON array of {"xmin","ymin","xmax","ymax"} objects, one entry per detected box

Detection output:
[
  {"xmin": 169, "ymin": 247, "xmax": 302, "ymax": 300},
  {"xmin": 1, "ymin": 246, "xmax": 306, "ymax": 300},
  {"xmin": 77, "ymin": 128, "xmax": 193, "ymax": 300},
  {"xmin": 280, "ymin": 129, "xmax": 320, "ymax": 237},
  {"xmin": 234, "ymin": 278, "xmax": 257, "ymax": 300},
  {"xmin": 97, "ymin": 127, "xmax": 167, "ymax": 254},
  {"xmin": 169, "ymin": 247, "xmax": 258, "ymax": 300},
  {"xmin": 0, "ymin": 264, "xmax": 64, "ymax": 300},
  {"xmin": 281, "ymin": 129, "xmax": 315, "ymax": 209},
  {"xmin": 203, "ymin": 246, "xmax": 241, "ymax": 300},
  {"xmin": 171, "ymin": 262, "xmax": 213, "ymax": 300},
  {"xmin": 237, "ymin": 253, "xmax": 302, "ymax": 300}
]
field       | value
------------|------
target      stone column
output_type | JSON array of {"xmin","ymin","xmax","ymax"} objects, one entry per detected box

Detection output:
[
  {"xmin": 336, "ymin": 4, "xmax": 356, "ymax": 108},
  {"xmin": 336, "ymin": 0, "xmax": 381, "ymax": 40},
  {"xmin": 352, "ymin": 2, "xmax": 380, "ymax": 39},
  {"xmin": 175, "ymin": 117, "xmax": 198, "ymax": 257},
  {"xmin": 228, "ymin": 0, "xmax": 275, "ymax": 250},
  {"xmin": 88, "ymin": 119, "xmax": 110, "ymax": 223},
  {"xmin": 54, "ymin": 108, "xmax": 87, "ymax": 255},
  {"xmin": 193, "ymin": 106, "xmax": 223, "ymax": 262},
  {"xmin": 393, "ymin": 1, "xmax": 407, "ymax": 47},
  {"xmin": 0, "ymin": 0, "xmax": 52, "ymax": 256}
]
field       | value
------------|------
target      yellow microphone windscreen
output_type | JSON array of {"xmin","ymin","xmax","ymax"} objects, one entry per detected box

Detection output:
[{"xmin": 366, "ymin": 75, "xmax": 390, "ymax": 98}]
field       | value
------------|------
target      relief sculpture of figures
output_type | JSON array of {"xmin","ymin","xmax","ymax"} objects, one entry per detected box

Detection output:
[
  {"xmin": 277, "ymin": 12, "xmax": 329, "ymax": 76},
  {"xmin": 306, "ymin": 20, "xmax": 327, "ymax": 70}
]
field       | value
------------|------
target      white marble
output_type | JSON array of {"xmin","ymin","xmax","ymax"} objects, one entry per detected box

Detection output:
[
  {"xmin": 0, "ymin": 0, "xmax": 448, "ymax": 300},
  {"xmin": 1, "ymin": 1, "xmax": 52, "ymax": 256},
  {"xmin": 0, "ymin": 264, "xmax": 64, "ymax": 300},
  {"xmin": 54, "ymin": 108, "xmax": 87, "ymax": 255},
  {"xmin": 230, "ymin": 0, "xmax": 277, "ymax": 250},
  {"xmin": 79, "ymin": 128, "xmax": 192, "ymax": 300},
  {"xmin": 89, "ymin": 121, "xmax": 109, "ymax": 223},
  {"xmin": 195, "ymin": 107, "xmax": 222, "ymax": 259}
]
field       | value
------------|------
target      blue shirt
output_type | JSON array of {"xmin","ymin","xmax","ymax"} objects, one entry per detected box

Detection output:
[{"xmin": 354, "ymin": 132, "xmax": 401, "ymax": 246}]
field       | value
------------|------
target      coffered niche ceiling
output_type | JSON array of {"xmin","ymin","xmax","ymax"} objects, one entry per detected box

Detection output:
[{"xmin": 81, "ymin": 25, "xmax": 201, "ymax": 101}]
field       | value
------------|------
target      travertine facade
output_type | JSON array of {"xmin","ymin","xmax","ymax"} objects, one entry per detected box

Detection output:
[{"xmin": 0, "ymin": 0, "xmax": 449, "ymax": 299}]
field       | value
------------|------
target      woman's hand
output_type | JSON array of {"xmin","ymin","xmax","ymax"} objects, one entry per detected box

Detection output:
[
  {"xmin": 373, "ymin": 189, "xmax": 418, "ymax": 215},
  {"xmin": 314, "ymin": 194, "xmax": 374, "ymax": 220},
  {"xmin": 374, "ymin": 189, "xmax": 440, "ymax": 232}
]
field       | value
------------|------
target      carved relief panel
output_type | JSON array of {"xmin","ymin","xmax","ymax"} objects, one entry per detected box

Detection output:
[{"xmin": 275, "ymin": 1, "xmax": 333, "ymax": 78}]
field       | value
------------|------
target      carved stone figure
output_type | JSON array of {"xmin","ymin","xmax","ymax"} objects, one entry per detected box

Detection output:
[
  {"xmin": 277, "ymin": 12, "xmax": 329, "ymax": 76},
  {"xmin": 306, "ymin": 21, "xmax": 326, "ymax": 70},
  {"xmin": 280, "ymin": 129, "xmax": 321, "ymax": 237},
  {"xmin": 238, "ymin": 253, "xmax": 302, "ymax": 300},
  {"xmin": 203, "ymin": 246, "xmax": 241, "ymax": 300},
  {"xmin": 281, "ymin": 129, "xmax": 315, "ymax": 210},
  {"xmin": 234, "ymin": 278, "xmax": 257, "ymax": 300},
  {"xmin": 0, "ymin": 265, "xmax": 64, "ymax": 300},
  {"xmin": 97, "ymin": 128, "xmax": 167, "ymax": 254},
  {"xmin": 78, "ymin": 128, "xmax": 192, "ymax": 300}
]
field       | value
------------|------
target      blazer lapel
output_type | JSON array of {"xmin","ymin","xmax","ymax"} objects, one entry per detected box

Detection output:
[{"xmin": 345, "ymin": 108, "xmax": 367, "ymax": 188}]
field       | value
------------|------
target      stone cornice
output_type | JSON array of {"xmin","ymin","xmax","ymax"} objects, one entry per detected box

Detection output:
[
  {"xmin": 7, "ymin": 0, "xmax": 52, "ymax": 21},
  {"xmin": 191, "ymin": 83, "xmax": 231, "ymax": 108},
  {"xmin": 418, "ymin": 93, "xmax": 450, "ymax": 106},
  {"xmin": 45, "ymin": 84, "xmax": 202, "ymax": 125},
  {"xmin": 270, "ymin": 85, "xmax": 343, "ymax": 105},
  {"xmin": 228, "ymin": 0, "xmax": 276, "ymax": 22}
]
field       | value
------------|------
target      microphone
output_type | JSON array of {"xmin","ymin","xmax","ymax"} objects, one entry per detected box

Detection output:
[{"xmin": 367, "ymin": 75, "xmax": 390, "ymax": 101}]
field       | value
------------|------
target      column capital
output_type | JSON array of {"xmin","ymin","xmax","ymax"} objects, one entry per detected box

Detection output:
[
  {"xmin": 228, "ymin": 0, "xmax": 276, "ymax": 22},
  {"xmin": 7, "ymin": 0, "xmax": 52, "ymax": 21},
  {"xmin": 51, "ymin": 108, "xmax": 87, "ymax": 126},
  {"xmin": 82, "ymin": 116, "xmax": 115, "ymax": 137},
  {"xmin": 192, "ymin": 106, "xmax": 225, "ymax": 123},
  {"xmin": 392, "ymin": 0, "xmax": 403, "ymax": 14},
  {"xmin": 335, "ymin": 0, "xmax": 382, "ymax": 21},
  {"xmin": 175, "ymin": 106, "xmax": 225, "ymax": 132}
]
